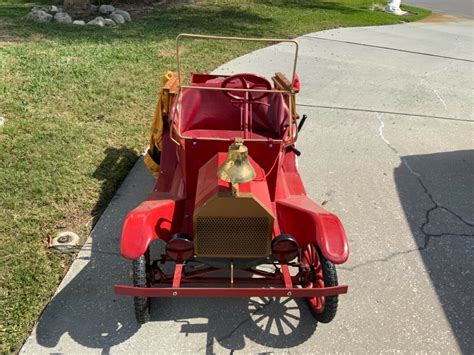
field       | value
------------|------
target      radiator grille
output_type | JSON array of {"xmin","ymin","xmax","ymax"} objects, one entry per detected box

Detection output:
[{"xmin": 195, "ymin": 216, "xmax": 271, "ymax": 258}]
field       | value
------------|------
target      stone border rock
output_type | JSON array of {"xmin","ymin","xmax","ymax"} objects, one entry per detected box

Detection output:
[{"xmin": 25, "ymin": 4, "xmax": 132, "ymax": 26}]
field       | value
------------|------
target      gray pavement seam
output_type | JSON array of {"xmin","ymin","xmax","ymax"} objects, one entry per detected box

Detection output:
[
  {"xmin": 297, "ymin": 104, "xmax": 474, "ymax": 123},
  {"xmin": 301, "ymin": 35, "xmax": 474, "ymax": 63}
]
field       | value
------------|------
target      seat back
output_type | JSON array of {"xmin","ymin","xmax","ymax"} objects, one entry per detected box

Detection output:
[{"xmin": 179, "ymin": 88, "xmax": 289, "ymax": 139}]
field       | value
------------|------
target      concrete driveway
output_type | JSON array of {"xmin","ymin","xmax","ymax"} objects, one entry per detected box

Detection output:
[{"xmin": 22, "ymin": 18, "xmax": 473, "ymax": 354}]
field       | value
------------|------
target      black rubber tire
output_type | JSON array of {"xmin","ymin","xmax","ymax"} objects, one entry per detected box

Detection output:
[
  {"xmin": 308, "ymin": 248, "xmax": 339, "ymax": 323},
  {"xmin": 132, "ymin": 255, "xmax": 150, "ymax": 324}
]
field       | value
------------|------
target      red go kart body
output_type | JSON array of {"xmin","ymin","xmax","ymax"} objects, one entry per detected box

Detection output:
[{"xmin": 114, "ymin": 34, "xmax": 349, "ymax": 324}]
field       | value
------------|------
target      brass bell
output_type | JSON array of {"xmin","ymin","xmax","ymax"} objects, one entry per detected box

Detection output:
[{"xmin": 217, "ymin": 138, "xmax": 256, "ymax": 184}]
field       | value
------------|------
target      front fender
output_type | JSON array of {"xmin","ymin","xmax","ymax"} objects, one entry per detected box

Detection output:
[
  {"xmin": 276, "ymin": 196, "xmax": 349, "ymax": 264},
  {"xmin": 120, "ymin": 197, "xmax": 183, "ymax": 259}
]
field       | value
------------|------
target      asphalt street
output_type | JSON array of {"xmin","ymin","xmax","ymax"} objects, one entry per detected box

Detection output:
[
  {"xmin": 21, "ymin": 18, "xmax": 474, "ymax": 354},
  {"xmin": 405, "ymin": 0, "xmax": 473, "ymax": 18}
]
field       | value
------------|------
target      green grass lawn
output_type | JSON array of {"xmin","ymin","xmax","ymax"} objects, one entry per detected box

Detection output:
[{"xmin": 0, "ymin": 0, "xmax": 429, "ymax": 352}]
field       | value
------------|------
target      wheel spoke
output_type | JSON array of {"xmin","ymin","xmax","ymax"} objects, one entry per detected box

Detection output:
[
  {"xmin": 253, "ymin": 314, "xmax": 267, "ymax": 324},
  {"xmin": 275, "ymin": 317, "xmax": 285, "ymax": 336},
  {"xmin": 264, "ymin": 316, "xmax": 274, "ymax": 333},
  {"xmin": 281, "ymin": 316, "xmax": 297, "ymax": 331},
  {"xmin": 284, "ymin": 312, "xmax": 300, "ymax": 321},
  {"xmin": 279, "ymin": 297, "xmax": 292, "ymax": 306}
]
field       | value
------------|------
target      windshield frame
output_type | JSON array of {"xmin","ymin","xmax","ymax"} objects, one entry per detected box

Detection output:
[
  {"xmin": 176, "ymin": 34, "xmax": 299, "ymax": 90},
  {"xmin": 169, "ymin": 34, "xmax": 300, "ymax": 146}
]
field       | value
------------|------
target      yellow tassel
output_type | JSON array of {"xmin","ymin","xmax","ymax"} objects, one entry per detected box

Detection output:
[{"xmin": 144, "ymin": 71, "xmax": 175, "ymax": 177}]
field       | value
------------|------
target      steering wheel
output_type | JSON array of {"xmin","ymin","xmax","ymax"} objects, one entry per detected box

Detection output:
[{"xmin": 221, "ymin": 73, "xmax": 272, "ymax": 101}]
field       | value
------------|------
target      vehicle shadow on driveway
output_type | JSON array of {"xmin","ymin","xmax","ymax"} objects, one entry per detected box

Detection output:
[
  {"xmin": 149, "ymin": 284, "xmax": 317, "ymax": 353},
  {"xmin": 34, "ymin": 148, "xmax": 144, "ymax": 352},
  {"xmin": 394, "ymin": 150, "xmax": 474, "ymax": 353},
  {"xmin": 32, "ymin": 156, "xmax": 317, "ymax": 353},
  {"xmin": 147, "ymin": 247, "xmax": 317, "ymax": 353}
]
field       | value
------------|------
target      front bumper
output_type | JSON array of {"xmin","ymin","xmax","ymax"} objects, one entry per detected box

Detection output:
[
  {"xmin": 114, "ymin": 284, "xmax": 348, "ymax": 298},
  {"xmin": 115, "ymin": 262, "xmax": 349, "ymax": 298}
]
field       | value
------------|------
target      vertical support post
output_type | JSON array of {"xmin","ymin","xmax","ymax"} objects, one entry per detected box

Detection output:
[
  {"xmin": 173, "ymin": 263, "xmax": 184, "ymax": 288},
  {"xmin": 244, "ymin": 91, "xmax": 250, "ymax": 139},
  {"xmin": 281, "ymin": 264, "xmax": 293, "ymax": 289}
]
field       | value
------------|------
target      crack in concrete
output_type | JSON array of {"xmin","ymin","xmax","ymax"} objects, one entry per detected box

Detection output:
[
  {"xmin": 375, "ymin": 113, "xmax": 474, "ymax": 250},
  {"xmin": 433, "ymin": 89, "xmax": 449, "ymax": 112},
  {"xmin": 339, "ymin": 248, "xmax": 420, "ymax": 271},
  {"xmin": 341, "ymin": 114, "xmax": 474, "ymax": 272}
]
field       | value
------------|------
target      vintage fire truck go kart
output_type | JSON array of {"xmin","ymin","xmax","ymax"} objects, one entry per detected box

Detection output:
[{"xmin": 114, "ymin": 34, "xmax": 349, "ymax": 324}]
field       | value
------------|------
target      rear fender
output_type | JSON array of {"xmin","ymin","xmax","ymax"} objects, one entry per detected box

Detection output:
[
  {"xmin": 276, "ymin": 196, "xmax": 349, "ymax": 264},
  {"xmin": 120, "ymin": 198, "xmax": 183, "ymax": 259}
]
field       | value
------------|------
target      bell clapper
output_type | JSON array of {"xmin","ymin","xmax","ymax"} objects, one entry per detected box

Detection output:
[{"xmin": 231, "ymin": 182, "xmax": 239, "ymax": 196}]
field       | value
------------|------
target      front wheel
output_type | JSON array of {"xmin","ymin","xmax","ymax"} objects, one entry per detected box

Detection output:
[
  {"xmin": 132, "ymin": 255, "xmax": 150, "ymax": 324},
  {"xmin": 301, "ymin": 244, "xmax": 339, "ymax": 323}
]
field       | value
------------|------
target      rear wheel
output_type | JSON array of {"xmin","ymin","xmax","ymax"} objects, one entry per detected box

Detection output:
[
  {"xmin": 132, "ymin": 254, "xmax": 150, "ymax": 324},
  {"xmin": 301, "ymin": 244, "xmax": 338, "ymax": 323}
]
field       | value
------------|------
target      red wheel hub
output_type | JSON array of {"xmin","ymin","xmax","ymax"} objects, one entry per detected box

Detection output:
[{"xmin": 301, "ymin": 244, "xmax": 326, "ymax": 313}]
